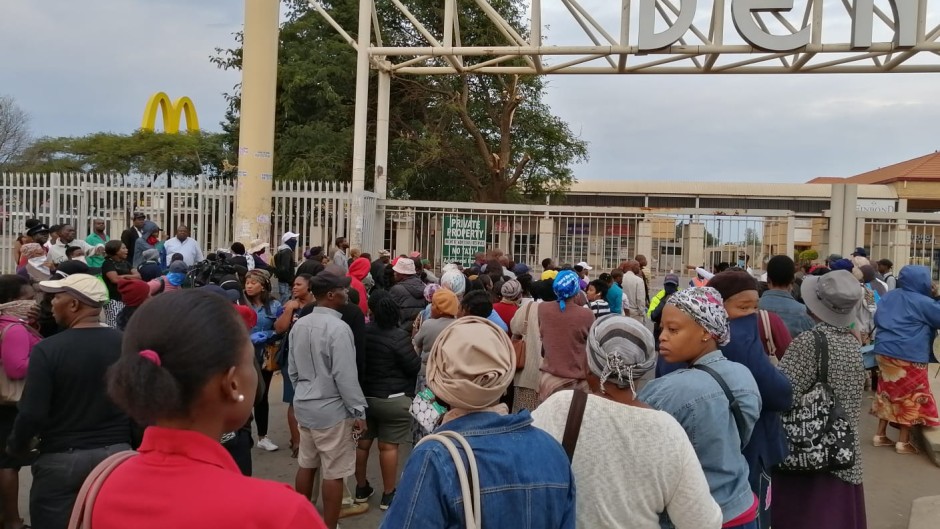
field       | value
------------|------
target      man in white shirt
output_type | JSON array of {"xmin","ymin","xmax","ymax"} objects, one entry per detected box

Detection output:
[
  {"xmin": 332, "ymin": 236, "xmax": 349, "ymax": 272},
  {"xmin": 621, "ymin": 260, "xmax": 647, "ymax": 322},
  {"xmin": 163, "ymin": 224, "xmax": 204, "ymax": 266},
  {"xmin": 47, "ymin": 224, "xmax": 104, "ymax": 265}
]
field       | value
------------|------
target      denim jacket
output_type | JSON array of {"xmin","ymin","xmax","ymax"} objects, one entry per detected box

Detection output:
[
  {"xmin": 380, "ymin": 411, "xmax": 576, "ymax": 529},
  {"xmin": 758, "ymin": 290, "xmax": 815, "ymax": 338},
  {"xmin": 640, "ymin": 351, "xmax": 761, "ymax": 524}
]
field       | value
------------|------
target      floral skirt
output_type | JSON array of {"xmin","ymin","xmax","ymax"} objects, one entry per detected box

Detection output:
[{"xmin": 870, "ymin": 355, "xmax": 940, "ymax": 427}]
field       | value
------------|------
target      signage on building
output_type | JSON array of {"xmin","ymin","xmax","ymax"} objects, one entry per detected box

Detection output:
[
  {"xmin": 606, "ymin": 224, "xmax": 632, "ymax": 236},
  {"xmin": 567, "ymin": 223, "xmax": 590, "ymax": 235},
  {"xmin": 442, "ymin": 215, "xmax": 487, "ymax": 266},
  {"xmin": 635, "ymin": 0, "xmax": 917, "ymax": 52},
  {"xmin": 856, "ymin": 199, "xmax": 896, "ymax": 213}
]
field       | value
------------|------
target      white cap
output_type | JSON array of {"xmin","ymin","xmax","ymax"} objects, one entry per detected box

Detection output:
[
  {"xmin": 576, "ymin": 261, "xmax": 592, "ymax": 271},
  {"xmin": 281, "ymin": 231, "xmax": 300, "ymax": 243}
]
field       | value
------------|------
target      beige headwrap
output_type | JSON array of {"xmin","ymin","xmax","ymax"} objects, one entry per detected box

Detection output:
[{"xmin": 426, "ymin": 316, "xmax": 515, "ymax": 410}]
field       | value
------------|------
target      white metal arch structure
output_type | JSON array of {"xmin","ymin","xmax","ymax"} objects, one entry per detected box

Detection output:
[{"xmin": 309, "ymin": 0, "xmax": 940, "ymax": 247}]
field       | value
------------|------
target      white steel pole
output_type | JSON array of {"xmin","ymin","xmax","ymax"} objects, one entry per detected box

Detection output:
[
  {"xmin": 349, "ymin": 0, "xmax": 373, "ymax": 249},
  {"xmin": 375, "ymin": 69, "xmax": 390, "ymax": 200},
  {"xmin": 234, "ymin": 0, "xmax": 280, "ymax": 245}
]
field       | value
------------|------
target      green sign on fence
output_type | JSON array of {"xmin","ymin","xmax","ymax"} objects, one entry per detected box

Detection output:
[{"xmin": 442, "ymin": 215, "xmax": 487, "ymax": 266}]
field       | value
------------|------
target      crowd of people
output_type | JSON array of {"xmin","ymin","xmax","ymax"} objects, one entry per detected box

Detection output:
[{"xmin": 0, "ymin": 214, "xmax": 937, "ymax": 529}]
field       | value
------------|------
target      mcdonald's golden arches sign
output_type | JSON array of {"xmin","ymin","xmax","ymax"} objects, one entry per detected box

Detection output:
[{"xmin": 141, "ymin": 92, "xmax": 199, "ymax": 134}]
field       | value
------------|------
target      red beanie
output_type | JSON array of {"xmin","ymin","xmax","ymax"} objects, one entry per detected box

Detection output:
[
  {"xmin": 234, "ymin": 305, "xmax": 257, "ymax": 330},
  {"xmin": 117, "ymin": 279, "xmax": 150, "ymax": 308}
]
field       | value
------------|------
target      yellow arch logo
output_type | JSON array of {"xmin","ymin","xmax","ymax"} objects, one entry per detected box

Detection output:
[{"xmin": 141, "ymin": 92, "xmax": 200, "ymax": 134}]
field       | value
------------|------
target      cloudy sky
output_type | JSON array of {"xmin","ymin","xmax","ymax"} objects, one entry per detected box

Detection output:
[{"xmin": 3, "ymin": 0, "xmax": 939, "ymax": 184}]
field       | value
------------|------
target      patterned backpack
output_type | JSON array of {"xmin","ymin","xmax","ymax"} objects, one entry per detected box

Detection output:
[{"xmin": 779, "ymin": 330, "xmax": 856, "ymax": 472}]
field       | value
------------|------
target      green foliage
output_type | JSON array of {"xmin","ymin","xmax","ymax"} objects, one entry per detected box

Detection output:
[
  {"xmin": 212, "ymin": 0, "xmax": 588, "ymax": 202},
  {"xmin": 799, "ymin": 249, "xmax": 819, "ymax": 262},
  {"xmin": 11, "ymin": 130, "xmax": 234, "ymax": 177}
]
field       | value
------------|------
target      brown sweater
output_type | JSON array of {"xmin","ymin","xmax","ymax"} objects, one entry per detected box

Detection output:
[{"xmin": 538, "ymin": 301, "xmax": 595, "ymax": 380}]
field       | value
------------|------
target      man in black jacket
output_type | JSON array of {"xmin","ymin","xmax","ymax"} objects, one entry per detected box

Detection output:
[
  {"xmin": 274, "ymin": 231, "xmax": 299, "ymax": 302},
  {"xmin": 9, "ymin": 274, "xmax": 132, "ymax": 529},
  {"xmin": 389, "ymin": 258, "xmax": 426, "ymax": 331},
  {"xmin": 120, "ymin": 212, "xmax": 146, "ymax": 255},
  {"xmin": 370, "ymin": 250, "xmax": 391, "ymax": 291}
]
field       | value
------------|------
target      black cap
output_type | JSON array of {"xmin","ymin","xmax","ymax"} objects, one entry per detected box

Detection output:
[
  {"xmin": 852, "ymin": 247, "xmax": 868, "ymax": 257},
  {"xmin": 310, "ymin": 272, "xmax": 351, "ymax": 294},
  {"xmin": 132, "ymin": 212, "xmax": 146, "ymax": 220},
  {"xmin": 26, "ymin": 223, "xmax": 50, "ymax": 236}
]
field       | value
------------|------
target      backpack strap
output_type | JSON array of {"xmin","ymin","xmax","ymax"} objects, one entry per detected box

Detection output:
[
  {"xmin": 691, "ymin": 363, "xmax": 748, "ymax": 450},
  {"xmin": 562, "ymin": 389, "xmax": 588, "ymax": 462}
]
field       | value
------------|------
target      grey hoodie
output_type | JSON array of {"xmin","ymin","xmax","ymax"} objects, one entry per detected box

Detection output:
[{"xmin": 133, "ymin": 221, "xmax": 161, "ymax": 267}]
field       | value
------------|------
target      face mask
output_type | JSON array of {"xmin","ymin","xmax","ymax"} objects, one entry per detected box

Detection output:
[
  {"xmin": 28, "ymin": 257, "xmax": 48, "ymax": 268},
  {"xmin": 72, "ymin": 256, "xmax": 87, "ymax": 264}
]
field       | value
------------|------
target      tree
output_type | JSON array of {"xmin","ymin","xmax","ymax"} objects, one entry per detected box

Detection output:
[
  {"xmin": 744, "ymin": 227, "xmax": 761, "ymax": 246},
  {"xmin": 0, "ymin": 95, "xmax": 31, "ymax": 169},
  {"xmin": 12, "ymin": 130, "xmax": 234, "ymax": 178},
  {"xmin": 212, "ymin": 0, "xmax": 588, "ymax": 202}
]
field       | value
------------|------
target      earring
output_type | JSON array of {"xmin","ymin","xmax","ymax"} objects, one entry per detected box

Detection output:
[{"xmin": 237, "ymin": 394, "xmax": 245, "ymax": 402}]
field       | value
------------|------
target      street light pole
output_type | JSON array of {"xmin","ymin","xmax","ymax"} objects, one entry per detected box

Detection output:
[{"xmin": 234, "ymin": 0, "xmax": 280, "ymax": 245}]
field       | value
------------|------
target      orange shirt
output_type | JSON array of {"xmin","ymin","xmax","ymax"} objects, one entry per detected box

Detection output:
[{"xmin": 92, "ymin": 427, "xmax": 325, "ymax": 529}]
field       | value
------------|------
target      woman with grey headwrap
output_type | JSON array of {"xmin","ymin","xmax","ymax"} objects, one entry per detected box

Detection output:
[
  {"xmin": 638, "ymin": 287, "xmax": 762, "ymax": 529},
  {"xmin": 532, "ymin": 315, "xmax": 721, "ymax": 529}
]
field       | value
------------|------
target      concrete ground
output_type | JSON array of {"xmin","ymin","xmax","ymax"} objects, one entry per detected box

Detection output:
[{"xmin": 13, "ymin": 373, "xmax": 940, "ymax": 528}]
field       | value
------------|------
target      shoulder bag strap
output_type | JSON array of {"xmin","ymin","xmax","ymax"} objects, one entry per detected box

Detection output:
[
  {"xmin": 691, "ymin": 364, "xmax": 748, "ymax": 450},
  {"xmin": 759, "ymin": 310, "xmax": 775, "ymax": 356},
  {"xmin": 562, "ymin": 389, "xmax": 588, "ymax": 462},
  {"xmin": 416, "ymin": 431, "xmax": 481, "ymax": 529},
  {"xmin": 67, "ymin": 450, "xmax": 137, "ymax": 529},
  {"xmin": 812, "ymin": 330, "xmax": 829, "ymax": 385}
]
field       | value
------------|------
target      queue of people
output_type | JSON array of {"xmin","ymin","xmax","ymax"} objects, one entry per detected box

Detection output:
[{"xmin": 1, "ymin": 218, "xmax": 937, "ymax": 529}]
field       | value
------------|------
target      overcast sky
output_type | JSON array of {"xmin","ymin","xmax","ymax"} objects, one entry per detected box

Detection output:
[{"xmin": 3, "ymin": 0, "xmax": 939, "ymax": 184}]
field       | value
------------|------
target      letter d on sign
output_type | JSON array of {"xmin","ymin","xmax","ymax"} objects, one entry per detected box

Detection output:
[{"xmin": 638, "ymin": 0, "xmax": 697, "ymax": 51}]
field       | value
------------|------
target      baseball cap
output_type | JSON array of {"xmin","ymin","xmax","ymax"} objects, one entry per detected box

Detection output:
[
  {"xmin": 132, "ymin": 212, "xmax": 146, "ymax": 220},
  {"xmin": 26, "ymin": 223, "xmax": 50, "ymax": 237},
  {"xmin": 664, "ymin": 273, "xmax": 679, "ymax": 286},
  {"xmin": 38, "ymin": 274, "xmax": 109, "ymax": 307},
  {"xmin": 281, "ymin": 231, "xmax": 300, "ymax": 243},
  {"xmin": 310, "ymin": 271, "xmax": 351, "ymax": 294},
  {"xmin": 576, "ymin": 261, "xmax": 592, "ymax": 271},
  {"xmin": 851, "ymin": 247, "xmax": 868, "ymax": 257}
]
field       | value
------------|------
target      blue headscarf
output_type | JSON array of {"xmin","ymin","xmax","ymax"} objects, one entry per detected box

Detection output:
[{"xmin": 552, "ymin": 270, "xmax": 581, "ymax": 312}]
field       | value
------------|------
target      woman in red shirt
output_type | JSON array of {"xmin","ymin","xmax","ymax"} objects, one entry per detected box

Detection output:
[
  {"xmin": 91, "ymin": 289, "xmax": 326, "ymax": 529},
  {"xmin": 492, "ymin": 279, "xmax": 523, "ymax": 330}
]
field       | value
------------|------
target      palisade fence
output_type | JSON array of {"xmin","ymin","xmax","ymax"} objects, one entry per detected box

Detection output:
[
  {"xmin": 6, "ymin": 173, "xmax": 936, "ymax": 279},
  {"xmin": 0, "ymin": 173, "xmax": 356, "ymax": 274}
]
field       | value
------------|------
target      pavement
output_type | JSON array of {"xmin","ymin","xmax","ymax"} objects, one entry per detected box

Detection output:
[{"xmin": 12, "ymin": 373, "xmax": 940, "ymax": 529}]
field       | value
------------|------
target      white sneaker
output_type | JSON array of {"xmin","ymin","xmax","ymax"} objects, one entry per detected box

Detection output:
[{"xmin": 257, "ymin": 437, "xmax": 279, "ymax": 451}]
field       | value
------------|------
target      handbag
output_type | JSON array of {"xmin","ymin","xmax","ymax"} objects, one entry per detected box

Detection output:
[
  {"xmin": 416, "ymin": 431, "xmax": 481, "ymax": 529},
  {"xmin": 859, "ymin": 343, "xmax": 878, "ymax": 370},
  {"xmin": 263, "ymin": 341, "xmax": 281, "ymax": 371},
  {"xmin": 0, "ymin": 323, "xmax": 29, "ymax": 404},
  {"xmin": 67, "ymin": 450, "xmax": 137, "ymax": 529},
  {"xmin": 779, "ymin": 331, "xmax": 857, "ymax": 473},
  {"xmin": 510, "ymin": 304, "xmax": 531, "ymax": 371}
]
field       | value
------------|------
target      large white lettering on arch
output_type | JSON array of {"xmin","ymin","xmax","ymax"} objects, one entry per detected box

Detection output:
[
  {"xmin": 851, "ymin": 0, "xmax": 918, "ymax": 48},
  {"xmin": 732, "ymin": 0, "xmax": 812, "ymax": 51}
]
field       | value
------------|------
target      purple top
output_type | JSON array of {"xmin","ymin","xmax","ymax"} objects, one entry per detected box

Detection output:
[{"xmin": 0, "ymin": 316, "xmax": 41, "ymax": 380}]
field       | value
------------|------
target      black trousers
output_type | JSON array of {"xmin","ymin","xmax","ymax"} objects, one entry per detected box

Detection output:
[
  {"xmin": 31, "ymin": 443, "xmax": 131, "ymax": 529},
  {"xmin": 223, "ymin": 428, "xmax": 254, "ymax": 476},
  {"xmin": 253, "ymin": 369, "xmax": 274, "ymax": 437}
]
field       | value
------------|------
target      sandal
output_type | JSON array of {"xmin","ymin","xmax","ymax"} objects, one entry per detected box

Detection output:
[
  {"xmin": 873, "ymin": 435, "xmax": 895, "ymax": 447},
  {"xmin": 896, "ymin": 441, "xmax": 920, "ymax": 455}
]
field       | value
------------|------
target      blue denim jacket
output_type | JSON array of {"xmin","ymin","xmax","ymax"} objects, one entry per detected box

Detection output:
[
  {"xmin": 380, "ymin": 411, "xmax": 576, "ymax": 529},
  {"xmin": 758, "ymin": 290, "xmax": 815, "ymax": 338},
  {"xmin": 640, "ymin": 351, "xmax": 761, "ymax": 524}
]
